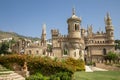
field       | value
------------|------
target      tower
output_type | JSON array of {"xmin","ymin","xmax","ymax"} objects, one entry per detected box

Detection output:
[
  {"xmin": 105, "ymin": 13, "xmax": 114, "ymax": 44},
  {"xmin": 67, "ymin": 7, "xmax": 81, "ymax": 38},
  {"xmin": 41, "ymin": 24, "xmax": 46, "ymax": 46},
  {"xmin": 81, "ymin": 27, "xmax": 85, "ymax": 39},
  {"xmin": 67, "ymin": 8, "xmax": 84, "ymax": 60},
  {"xmin": 51, "ymin": 29, "xmax": 59, "ymax": 48}
]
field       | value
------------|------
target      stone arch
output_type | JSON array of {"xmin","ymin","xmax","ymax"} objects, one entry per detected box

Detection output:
[
  {"xmin": 75, "ymin": 24, "xmax": 79, "ymax": 31},
  {"xmin": 103, "ymin": 41, "xmax": 105, "ymax": 43},
  {"xmin": 103, "ymin": 48, "xmax": 107, "ymax": 55},
  {"xmin": 29, "ymin": 50, "xmax": 31, "ymax": 54},
  {"xmin": 74, "ymin": 52, "xmax": 76, "ymax": 57},
  {"xmin": 36, "ymin": 50, "xmax": 39, "ymax": 54},
  {"xmin": 63, "ymin": 44, "xmax": 68, "ymax": 55}
]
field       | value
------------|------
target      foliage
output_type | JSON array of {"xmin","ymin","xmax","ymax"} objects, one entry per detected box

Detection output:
[
  {"xmin": 0, "ymin": 54, "xmax": 75, "ymax": 76},
  {"xmin": 27, "ymin": 56, "xmax": 74, "ymax": 75},
  {"xmin": 115, "ymin": 40, "xmax": 120, "ymax": 50},
  {"xmin": 0, "ymin": 54, "xmax": 26, "ymax": 69},
  {"xmin": 64, "ymin": 57, "xmax": 85, "ymax": 71},
  {"xmin": 26, "ymin": 72, "xmax": 49, "ymax": 80},
  {"xmin": 0, "ymin": 42, "xmax": 9, "ymax": 54},
  {"xmin": 105, "ymin": 51, "xmax": 118, "ymax": 62},
  {"xmin": 0, "ymin": 54, "xmax": 86, "ymax": 80},
  {"xmin": 50, "ymin": 72, "xmax": 72, "ymax": 80},
  {"xmin": 0, "ymin": 30, "xmax": 40, "ymax": 41},
  {"xmin": 47, "ymin": 44, "xmax": 52, "ymax": 52}
]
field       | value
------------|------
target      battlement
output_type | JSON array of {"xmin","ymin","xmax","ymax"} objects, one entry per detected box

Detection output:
[
  {"xmin": 51, "ymin": 29, "xmax": 59, "ymax": 35},
  {"xmin": 59, "ymin": 35, "xmax": 68, "ymax": 38}
]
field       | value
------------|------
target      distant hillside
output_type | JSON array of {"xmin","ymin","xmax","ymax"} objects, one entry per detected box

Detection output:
[{"xmin": 0, "ymin": 30, "xmax": 40, "ymax": 41}]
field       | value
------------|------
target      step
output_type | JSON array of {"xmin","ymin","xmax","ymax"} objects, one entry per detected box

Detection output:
[
  {"xmin": 0, "ymin": 72, "xmax": 25, "ymax": 80},
  {"xmin": 85, "ymin": 66, "xmax": 93, "ymax": 72}
]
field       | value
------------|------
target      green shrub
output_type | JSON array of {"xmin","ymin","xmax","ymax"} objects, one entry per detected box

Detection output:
[
  {"xmin": 50, "ymin": 72, "xmax": 72, "ymax": 80},
  {"xmin": 26, "ymin": 73, "xmax": 49, "ymax": 80}
]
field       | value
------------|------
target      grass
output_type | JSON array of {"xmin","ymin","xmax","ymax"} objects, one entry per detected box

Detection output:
[{"xmin": 73, "ymin": 71, "xmax": 120, "ymax": 80}]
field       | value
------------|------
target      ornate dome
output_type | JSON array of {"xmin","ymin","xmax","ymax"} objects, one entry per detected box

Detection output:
[{"xmin": 67, "ymin": 8, "xmax": 81, "ymax": 23}]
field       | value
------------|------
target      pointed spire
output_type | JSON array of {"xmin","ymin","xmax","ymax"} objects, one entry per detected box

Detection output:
[
  {"xmin": 105, "ymin": 12, "xmax": 112, "ymax": 25},
  {"xmin": 107, "ymin": 12, "xmax": 111, "ymax": 19},
  {"xmin": 42, "ymin": 23, "xmax": 46, "ymax": 34},
  {"xmin": 72, "ymin": 7, "xmax": 75, "ymax": 15}
]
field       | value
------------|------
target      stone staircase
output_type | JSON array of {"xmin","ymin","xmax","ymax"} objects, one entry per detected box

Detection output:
[
  {"xmin": 85, "ymin": 66, "xmax": 93, "ymax": 72},
  {"xmin": 0, "ymin": 65, "xmax": 25, "ymax": 80}
]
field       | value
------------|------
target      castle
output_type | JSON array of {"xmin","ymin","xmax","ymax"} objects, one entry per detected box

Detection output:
[
  {"xmin": 12, "ymin": 8, "xmax": 115, "ymax": 63},
  {"xmin": 51, "ymin": 8, "xmax": 115, "ymax": 62}
]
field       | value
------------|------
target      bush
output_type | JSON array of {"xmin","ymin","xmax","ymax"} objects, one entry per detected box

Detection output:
[
  {"xmin": 64, "ymin": 57, "xmax": 85, "ymax": 71},
  {"xmin": 50, "ymin": 72, "xmax": 72, "ymax": 80},
  {"xmin": 0, "ymin": 54, "xmax": 85, "ymax": 79},
  {"xmin": 105, "ymin": 51, "xmax": 118, "ymax": 63},
  {"xmin": 0, "ymin": 54, "xmax": 74, "ymax": 76},
  {"xmin": 26, "ymin": 73, "xmax": 49, "ymax": 80}
]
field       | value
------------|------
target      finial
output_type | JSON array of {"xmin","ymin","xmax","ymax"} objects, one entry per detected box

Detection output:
[
  {"xmin": 72, "ymin": 6, "xmax": 75, "ymax": 15},
  {"xmin": 107, "ymin": 12, "xmax": 109, "ymax": 17},
  {"xmin": 106, "ymin": 12, "xmax": 111, "ymax": 19}
]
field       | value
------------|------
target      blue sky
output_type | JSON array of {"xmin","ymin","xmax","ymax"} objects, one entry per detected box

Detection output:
[{"xmin": 0, "ymin": 0, "xmax": 120, "ymax": 39}]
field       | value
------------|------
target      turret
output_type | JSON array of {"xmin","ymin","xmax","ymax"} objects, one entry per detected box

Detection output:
[
  {"xmin": 105, "ymin": 13, "xmax": 114, "ymax": 44},
  {"xmin": 81, "ymin": 27, "xmax": 85, "ymax": 39},
  {"xmin": 87, "ymin": 25, "xmax": 93, "ymax": 38},
  {"xmin": 41, "ymin": 24, "xmax": 46, "ymax": 46},
  {"xmin": 51, "ymin": 29, "xmax": 59, "ymax": 39},
  {"xmin": 67, "ymin": 7, "xmax": 81, "ymax": 38}
]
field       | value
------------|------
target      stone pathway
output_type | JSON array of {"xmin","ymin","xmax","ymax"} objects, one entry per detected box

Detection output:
[
  {"xmin": 85, "ymin": 66, "xmax": 93, "ymax": 72},
  {"xmin": 85, "ymin": 65, "xmax": 108, "ymax": 72},
  {"xmin": 0, "ymin": 65, "xmax": 25, "ymax": 80},
  {"xmin": 91, "ymin": 66, "xmax": 108, "ymax": 71}
]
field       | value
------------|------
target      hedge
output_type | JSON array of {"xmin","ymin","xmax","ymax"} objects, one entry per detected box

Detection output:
[{"xmin": 0, "ymin": 54, "xmax": 85, "ymax": 77}]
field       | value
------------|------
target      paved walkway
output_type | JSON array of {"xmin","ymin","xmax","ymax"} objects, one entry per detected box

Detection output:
[
  {"xmin": 85, "ymin": 66, "xmax": 93, "ymax": 72},
  {"xmin": 85, "ymin": 65, "xmax": 108, "ymax": 72},
  {"xmin": 92, "ymin": 66, "xmax": 108, "ymax": 71}
]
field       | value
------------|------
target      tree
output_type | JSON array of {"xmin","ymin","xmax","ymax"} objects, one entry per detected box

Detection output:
[
  {"xmin": 106, "ymin": 51, "xmax": 118, "ymax": 63},
  {"xmin": 47, "ymin": 44, "xmax": 52, "ymax": 52},
  {"xmin": 115, "ymin": 40, "xmax": 120, "ymax": 50},
  {"xmin": 0, "ymin": 42, "xmax": 9, "ymax": 54}
]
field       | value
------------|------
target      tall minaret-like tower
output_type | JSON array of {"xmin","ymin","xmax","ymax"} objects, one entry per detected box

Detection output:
[
  {"xmin": 67, "ymin": 7, "xmax": 81, "ymax": 39},
  {"xmin": 105, "ymin": 13, "xmax": 114, "ymax": 44},
  {"xmin": 41, "ymin": 24, "xmax": 46, "ymax": 46},
  {"xmin": 67, "ymin": 8, "xmax": 84, "ymax": 60}
]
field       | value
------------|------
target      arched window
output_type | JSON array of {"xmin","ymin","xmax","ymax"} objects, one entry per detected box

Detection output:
[
  {"xmin": 103, "ymin": 41, "xmax": 105, "ymax": 43},
  {"xmin": 98, "ymin": 41, "xmax": 99, "ymax": 43},
  {"xmin": 36, "ymin": 50, "xmax": 39, "ymax": 54},
  {"xmin": 63, "ymin": 49, "xmax": 68, "ymax": 55},
  {"xmin": 79, "ymin": 50, "xmax": 82, "ymax": 57},
  {"xmin": 63, "ymin": 44, "xmax": 68, "ymax": 56},
  {"xmin": 74, "ymin": 52, "xmax": 76, "ymax": 57},
  {"xmin": 43, "ymin": 50, "xmax": 46, "ymax": 55},
  {"xmin": 103, "ymin": 48, "xmax": 107, "ymax": 55},
  {"xmin": 29, "ymin": 50, "xmax": 31, "ymax": 54},
  {"xmin": 111, "ymin": 32, "xmax": 113, "ymax": 36},
  {"xmin": 75, "ymin": 24, "xmax": 79, "ymax": 31}
]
